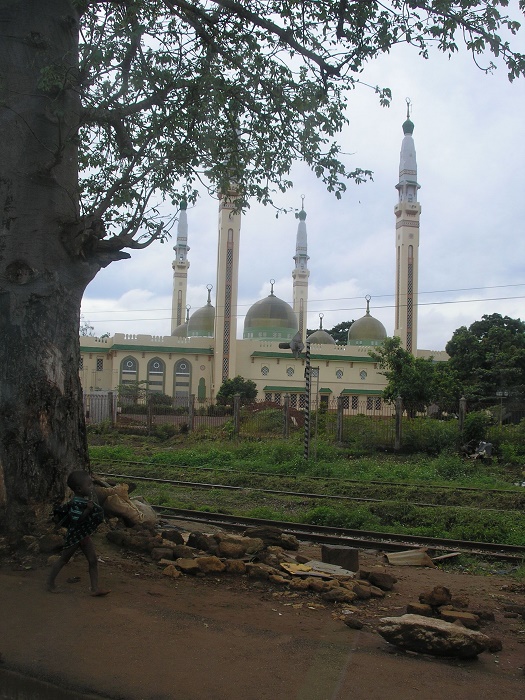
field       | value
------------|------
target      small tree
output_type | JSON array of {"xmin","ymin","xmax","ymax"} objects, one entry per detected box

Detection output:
[
  {"xmin": 216, "ymin": 376, "xmax": 257, "ymax": 406},
  {"xmin": 369, "ymin": 337, "xmax": 461, "ymax": 417}
]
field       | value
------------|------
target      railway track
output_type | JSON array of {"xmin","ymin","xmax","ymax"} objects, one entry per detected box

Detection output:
[
  {"xmin": 95, "ymin": 469, "xmax": 525, "ymax": 514},
  {"xmin": 153, "ymin": 505, "xmax": 525, "ymax": 563},
  {"xmin": 93, "ymin": 457, "xmax": 525, "ymax": 495}
]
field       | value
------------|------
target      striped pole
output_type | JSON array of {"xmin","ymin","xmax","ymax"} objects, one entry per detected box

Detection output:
[{"xmin": 304, "ymin": 341, "xmax": 311, "ymax": 460}]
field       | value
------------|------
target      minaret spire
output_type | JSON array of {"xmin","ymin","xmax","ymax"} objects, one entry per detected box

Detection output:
[
  {"xmin": 394, "ymin": 100, "xmax": 421, "ymax": 355},
  {"xmin": 292, "ymin": 196, "xmax": 310, "ymax": 344},
  {"xmin": 171, "ymin": 200, "xmax": 191, "ymax": 333}
]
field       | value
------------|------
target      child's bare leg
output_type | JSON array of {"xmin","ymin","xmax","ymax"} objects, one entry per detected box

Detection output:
[
  {"xmin": 46, "ymin": 543, "xmax": 79, "ymax": 591},
  {"xmin": 80, "ymin": 538, "xmax": 110, "ymax": 596}
]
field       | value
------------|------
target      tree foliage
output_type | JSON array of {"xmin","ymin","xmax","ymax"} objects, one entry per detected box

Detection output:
[
  {"xmin": 369, "ymin": 336, "xmax": 461, "ymax": 415},
  {"xmin": 72, "ymin": 0, "xmax": 525, "ymax": 262},
  {"xmin": 1, "ymin": 0, "xmax": 525, "ymax": 530},
  {"xmin": 216, "ymin": 376, "xmax": 258, "ymax": 405},
  {"xmin": 446, "ymin": 313, "xmax": 525, "ymax": 402}
]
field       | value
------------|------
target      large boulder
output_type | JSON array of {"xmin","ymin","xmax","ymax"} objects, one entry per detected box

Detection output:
[{"xmin": 377, "ymin": 614, "xmax": 491, "ymax": 658}]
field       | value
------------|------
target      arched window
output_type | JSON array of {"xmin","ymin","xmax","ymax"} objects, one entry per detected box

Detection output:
[
  {"xmin": 120, "ymin": 356, "xmax": 138, "ymax": 385},
  {"xmin": 174, "ymin": 358, "xmax": 192, "ymax": 405},
  {"xmin": 147, "ymin": 357, "xmax": 165, "ymax": 394}
]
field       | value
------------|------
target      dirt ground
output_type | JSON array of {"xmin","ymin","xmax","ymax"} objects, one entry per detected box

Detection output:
[{"xmin": 1, "ymin": 523, "xmax": 524, "ymax": 700}]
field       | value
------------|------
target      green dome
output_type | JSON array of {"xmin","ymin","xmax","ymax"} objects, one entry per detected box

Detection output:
[
  {"xmin": 402, "ymin": 118, "xmax": 414, "ymax": 135},
  {"xmin": 306, "ymin": 329, "xmax": 335, "ymax": 345},
  {"xmin": 348, "ymin": 311, "xmax": 386, "ymax": 346},
  {"xmin": 172, "ymin": 322, "xmax": 188, "ymax": 338},
  {"xmin": 243, "ymin": 292, "xmax": 298, "ymax": 341},
  {"xmin": 188, "ymin": 302, "xmax": 214, "ymax": 337}
]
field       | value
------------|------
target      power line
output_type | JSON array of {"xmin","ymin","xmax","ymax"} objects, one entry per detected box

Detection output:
[
  {"xmin": 82, "ymin": 282, "xmax": 525, "ymax": 317},
  {"xmin": 81, "ymin": 293, "xmax": 525, "ymax": 325}
]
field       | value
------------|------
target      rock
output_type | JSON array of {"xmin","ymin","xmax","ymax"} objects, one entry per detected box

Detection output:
[
  {"xmin": 343, "ymin": 616, "xmax": 364, "ymax": 630},
  {"xmin": 359, "ymin": 568, "xmax": 397, "ymax": 591},
  {"xmin": 161, "ymin": 529, "xmax": 185, "ymax": 545},
  {"xmin": 321, "ymin": 588, "xmax": 358, "ymax": 604},
  {"xmin": 218, "ymin": 541, "xmax": 246, "ymax": 559},
  {"xmin": 352, "ymin": 583, "xmax": 372, "ymax": 601},
  {"xmin": 269, "ymin": 574, "xmax": 290, "ymax": 585},
  {"xmin": 370, "ymin": 586, "xmax": 385, "ymax": 598},
  {"xmin": 279, "ymin": 534, "xmax": 300, "ymax": 551},
  {"xmin": 38, "ymin": 534, "xmax": 64, "ymax": 553},
  {"xmin": 196, "ymin": 556, "xmax": 226, "ymax": 574},
  {"xmin": 306, "ymin": 577, "xmax": 338, "ymax": 594},
  {"xmin": 451, "ymin": 595, "xmax": 470, "ymax": 609},
  {"xmin": 439, "ymin": 610, "xmax": 480, "ymax": 629},
  {"xmin": 377, "ymin": 614, "xmax": 490, "ymax": 658},
  {"xmin": 150, "ymin": 547, "xmax": 174, "ymax": 561},
  {"xmin": 406, "ymin": 602, "xmax": 433, "ymax": 617},
  {"xmin": 242, "ymin": 526, "xmax": 297, "ymax": 549},
  {"xmin": 47, "ymin": 555, "xmax": 60, "ymax": 566},
  {"xmin": 170, "ymin": 544, "xmax": 195, "ymax": 559},
  {"xmin": 214, "ymin": 533, "xmax": 264, "ymax": 554},
  {"xmin": 162, "ymin": 564, "xmax": 181, "ymax": 578},
  {"xmin": 321, "ymin": 545, "xmax": 359, "ymax": 573},
  {"xmin": 289, "ymin": 578, "xmax": 310, "ymax": 591},
  {"xmin": 187, "ymin": 532, "xmax": 217, "ymax": 552},
  {"xmin": 503, "ymin": 603, "xmax": 525, "ymax": 619},
  {"xmin": 106, "ymin": 530, "xmax": 131, "ymax": 547},
  {"xmin": 174, "ymin": 558, "xmax": 200, "ymax": 575},
  {"xmin": 419, "ymin": 586, "xmax": 452, "ymax": 608},
  {"xmin": 245, "ymin": 563, "xmax": 279, "ymax": 580},
  {"xmin": 224, "ymin": 559, "xmax": 246, "ymax": 575},
  {"xmin": 471, "ymin": 609, "xmax": 495, "ymax": 622},
  {"xmin": 487, "ymin": 637, "xmax": 503, "ymax": 653}
]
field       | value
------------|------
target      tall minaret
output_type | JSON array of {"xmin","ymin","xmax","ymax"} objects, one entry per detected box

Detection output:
[
  {"xmin": 171, "ymin": 200, "xmax": 190, "ymax": 334},
  {"xmin": 292, "ymin": 198, "xmax": 310, "ymax": 344},
  {"xmin": 213, "ymin": 188, "xmax": 241, "ymax": 392},
  {"xmin": 394, "ymin": 101, "xmax": 421, "ymax": 355}
]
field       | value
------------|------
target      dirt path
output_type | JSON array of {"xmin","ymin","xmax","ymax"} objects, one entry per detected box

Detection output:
[{"xmin": 1, "ymin": 533, "xmax": 524, "ymax": 700}]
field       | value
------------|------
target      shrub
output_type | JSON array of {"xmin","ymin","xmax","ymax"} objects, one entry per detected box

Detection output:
[{"xmin": 463, "ymin": 411, "xmax": 492, "ymax": 443}]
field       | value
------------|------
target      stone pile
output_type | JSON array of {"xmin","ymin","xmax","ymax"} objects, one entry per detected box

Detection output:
[
  {"xmin": 376, "ymin": 584, "xmax": 502, "ymax": 658},
  {"xmin": 103, "ymin": 522, "xmax": 400, "ymax": 608}
]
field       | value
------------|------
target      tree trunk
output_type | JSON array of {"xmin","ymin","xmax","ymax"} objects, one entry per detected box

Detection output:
[{"xmin": 0, "ymin": 1, "xmax": 98, "ymax": 532}]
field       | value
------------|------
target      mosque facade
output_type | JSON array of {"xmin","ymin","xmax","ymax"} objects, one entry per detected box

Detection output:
[{"xmin": 79, "ymin": 114, "xmax": 447, "ymax": 408}]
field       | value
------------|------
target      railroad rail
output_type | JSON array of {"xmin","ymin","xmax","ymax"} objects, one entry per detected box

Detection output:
[
  {"xmin": 95, "ymin": 470, "xmax": 524, "ymax": 514},
  {"xmin": 92, "ymin": 457, "xmax": 525, "ymax": 496},
  {"xmin": 153, "ymin": 506, "xmax": 525, "ymax": 563}
]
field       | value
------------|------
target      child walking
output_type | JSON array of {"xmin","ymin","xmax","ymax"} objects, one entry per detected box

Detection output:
[{"xmin": 47, "ymin": 470, "xmax": 110, "ymax": 596}]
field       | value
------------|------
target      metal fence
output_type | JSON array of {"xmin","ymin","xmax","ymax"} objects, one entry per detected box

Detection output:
[{"xmin": 84, "ymin": 390, "xmax": 525, "ymax": 451}]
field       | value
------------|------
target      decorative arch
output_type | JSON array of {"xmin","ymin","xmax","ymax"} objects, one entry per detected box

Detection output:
[
  {"xmin": 174, "ymin": 358, "xmax": 192, "ymax": 405},
  {"xmin": 120, "ymin": 355, "xmax": 139, "ymax": 385},
  {"xmin": 147, "ymin": 356, "xmax": 166, "ymax": 394}
]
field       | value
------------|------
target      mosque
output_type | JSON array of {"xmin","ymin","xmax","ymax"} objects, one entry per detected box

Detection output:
[{"xmin": 79, "ymin": 112, "xmax": 447, "ymax": 409}]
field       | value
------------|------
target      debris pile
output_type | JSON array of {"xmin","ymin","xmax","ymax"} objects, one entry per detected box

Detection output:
[{"xmin": 376, "ymin": 585, "xmax": 503, "ymax": 658}]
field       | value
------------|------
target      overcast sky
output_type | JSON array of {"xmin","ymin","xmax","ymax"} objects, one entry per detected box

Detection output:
[{"xmin": 82, "ymin": 25, "xmax": 525, "ymax": 352}]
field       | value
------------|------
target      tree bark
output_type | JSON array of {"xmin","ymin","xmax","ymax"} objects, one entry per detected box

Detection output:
[{"xmin": 0, "ymin": 0, "xmax": 98, "ymax": 532}]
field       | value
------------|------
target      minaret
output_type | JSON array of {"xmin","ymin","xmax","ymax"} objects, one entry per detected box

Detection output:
[
  {"xmin": 171, "ymin": 200, "xmax": 190, "ymax": 334},
  {"xmin": 213, "ymin": 188, "xmax": 241, "ymax": 392},
  {"xmin": 394, "ymin": 100, "xmax": 421, "ymax": 355},
  {"xmin": 292, "ymin": 197, "xmax": 310, "ymax": 344}
]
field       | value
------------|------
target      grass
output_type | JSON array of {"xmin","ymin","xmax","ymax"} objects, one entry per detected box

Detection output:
[{"xmin": 89, "ymin": 433, "xmax": 525, "ymax": 550}]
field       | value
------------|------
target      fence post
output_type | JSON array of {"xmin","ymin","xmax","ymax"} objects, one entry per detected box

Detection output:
[
  {"xmin": 233, "ymin": 393, "xmax": 241, "ymax": 438},
  {"xmin": 107, "ymin": 391, "xmax": 115, "ymax": 427},
  {"xmin": 395, "ymin": 395, "xmax": 403, "ymax": 451},
  {"xmin": 283, "ymin": 394, "xmax": 290, "ymax": 439},
  {"xmin": 147, "ymin": 400, "xmax": 153, "ymax": 435},
  {"xmin": 336, "ymin": 396, "xmax": 344, "ymax": 443},
  {"xmin": 189, "ymin": 394, "xmax": 195, "ymax": 432},
  {"xmin": 458, "ymin": 396, "xmax": 467, "ymax": 437}
]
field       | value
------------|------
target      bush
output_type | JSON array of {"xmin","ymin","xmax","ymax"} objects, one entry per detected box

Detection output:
[
  {"xmin": 402, "ymin": 418, "xmax": 458, "ymax": 454},
  {"xmin": 463, "ymin": 411, "xmax": 492, "ymax": 443}
]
